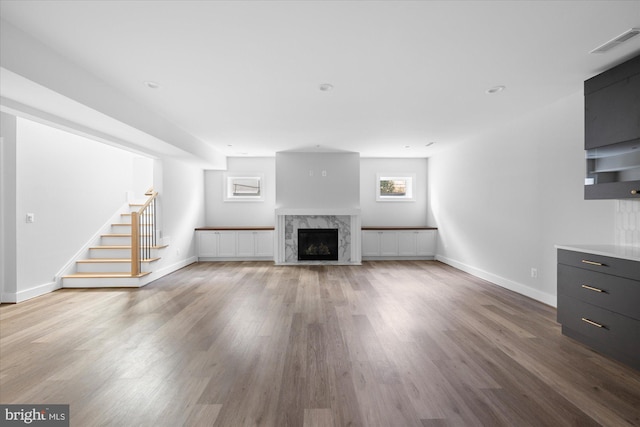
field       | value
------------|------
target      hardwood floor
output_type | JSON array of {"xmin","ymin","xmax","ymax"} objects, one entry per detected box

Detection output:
[{"xmin": 1, "ymin": 261, "xmax": 639, "ymax": 426}]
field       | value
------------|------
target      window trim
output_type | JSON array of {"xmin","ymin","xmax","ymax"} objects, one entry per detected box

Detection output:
[
  {"xmin": 223, "ymin": 173, "xmax": 265, "ymax": 202},
  {"xmin": 376, "ymin": 173, "xmax": 416, "ymax": 202}
]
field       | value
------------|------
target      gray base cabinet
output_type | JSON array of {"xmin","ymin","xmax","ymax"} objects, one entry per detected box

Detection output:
[{"xmin": 557, "ymin": 249, "xmax": 640, "ymax": 371}]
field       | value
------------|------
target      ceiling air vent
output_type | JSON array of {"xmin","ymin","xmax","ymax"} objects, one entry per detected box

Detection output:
[{"xmin": 590, "ymin": 28, "xmax": 640, "ymax": 53}]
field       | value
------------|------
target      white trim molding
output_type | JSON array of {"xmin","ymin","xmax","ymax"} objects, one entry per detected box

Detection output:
[{"xmin": 436, "ymin": 254, "xmax": 557, "ymax": 307}]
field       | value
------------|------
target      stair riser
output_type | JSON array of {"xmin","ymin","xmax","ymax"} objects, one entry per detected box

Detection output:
[
  {"xmin": 89, "ymin": 248, "xmax": 163, "ymax": 259},
  {"xmin": 111, "ymin": 225, "xmax": 132, "ymax": 233},
  {"xmin": 100, "ymin": 236, "xmax": 155, "ymax": 246},
  {"xmin": 76, "ymin": 263, "xmax": 153, "ymax": 273},
  {"xmin": 121, "ymin": 214, "xmax": 154, "ymax": 223},
  {"xmin": 101, "ymin": 236, "xmax": 131, "ymax": 246},
  {"xmin": 63, "ymin": 277, "xmax": 143, "ymax": 288}
]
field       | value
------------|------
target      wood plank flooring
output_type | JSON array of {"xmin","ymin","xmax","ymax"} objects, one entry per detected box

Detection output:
[{"xmin": 1, "ymin": 261, "xmax": 639, "ymax": 426}]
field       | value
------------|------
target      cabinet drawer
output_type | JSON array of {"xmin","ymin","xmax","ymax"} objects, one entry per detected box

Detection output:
[
  {"xmin": 558, "ymin": 249, "xmax": 639, "ymax": 280},
  {"xmin": 558, "ymin": 264, "xmax": 640, "ymax": 320},
  {"xmin": 557, "ymin": 295, "xmax": 640, "ymax": 368}
]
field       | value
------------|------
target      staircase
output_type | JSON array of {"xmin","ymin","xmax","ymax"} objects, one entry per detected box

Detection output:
[{"xmin": 62, "ymin": 189, "xmax": 167, "ymax": 288}]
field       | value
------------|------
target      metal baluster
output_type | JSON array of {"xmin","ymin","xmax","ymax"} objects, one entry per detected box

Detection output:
[{"xmin": 152, "ymin": 198, "xmax": 156, "ymax": 246}]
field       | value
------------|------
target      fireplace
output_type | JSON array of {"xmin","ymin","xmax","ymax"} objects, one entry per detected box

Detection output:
[
  {"xmin": 274, "ymin": 208, "xmax": 361, "ymax": 265},
  {"xmin": 298, "ymin": 229, "xmax": 339, "ymax": 261}
]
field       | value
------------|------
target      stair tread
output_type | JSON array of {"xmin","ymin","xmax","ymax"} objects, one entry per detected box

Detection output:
[
  {"xmin": 63, "ymin": 272, "xmax": 151, "ymax": 279},
  {"xmin": 77, "ymin": 258, "xmax": 160, "ymax": 263}
]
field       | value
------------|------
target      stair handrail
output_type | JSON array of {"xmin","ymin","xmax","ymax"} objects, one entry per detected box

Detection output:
[{"xmin": 131, "ymin": 188, "xmax": 158, "ymax": 276}]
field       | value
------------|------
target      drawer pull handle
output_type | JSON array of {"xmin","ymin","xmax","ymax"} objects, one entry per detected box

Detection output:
[
  {"xmin": 581, "ymin": 284, "xmax": 604, "ymax": 293},
  {"xmin": 581, "ymin": 259, "xmax": 605, "ymax": 267},
  {"xmin": 581, "ymin": 317, "xmax": 604, "ymax": 328}
]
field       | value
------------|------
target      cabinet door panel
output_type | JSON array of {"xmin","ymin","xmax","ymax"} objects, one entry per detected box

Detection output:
[
  {"xmin": 362, "ymin": 231, "xmax": 381, "ymax": 256},
  {"xmin": 379, "ymin": 232, "xmax": 398, "ymax": 256},
  {"xmin": 217, "ymin": 232, "xmax": 237, "ymax": 257},
  {"xmin": 585, "ymin": 72, "xmax": 640, "ymax": 150},
  {"xmin": 255, "ymin": 231, "xmax": 274, "ymax": 257},
  {"xmin": 416, "ymin": 230, "xmax": 436, "ymax": 255},
  {"xmin": 197, "ymin": 231, "xmax": 218, "ymax": 257},
  {"xmin": 397, "ymin": 232, "xmax": 417, "ymax": 256},
  {"xmin": 236, "ymin": 232, "xmax": 255, "ymax": 257}
]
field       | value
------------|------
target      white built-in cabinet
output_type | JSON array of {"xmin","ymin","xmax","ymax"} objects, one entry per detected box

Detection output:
[
  {"xmin": 236, "ymin": 231, "xmax": 274, "ymax": 258},
  {"xmin": 196, "ymin": 229, "xmax": 273, "ymax": 260},
  {"xmin": 362, "ymin": 229, "xmax": 436, "ymax": 259},
  {"xmin": 197, "ymin": 230, "xmax": 237, "ymax": 257}
]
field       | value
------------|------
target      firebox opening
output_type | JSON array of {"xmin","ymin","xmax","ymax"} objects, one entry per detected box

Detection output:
[{"xmin": 298, "ymin": 228, "xmax": 339, "ymax": 261}]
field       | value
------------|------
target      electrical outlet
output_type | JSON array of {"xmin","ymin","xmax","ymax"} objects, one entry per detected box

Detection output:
[
  {"xmin": 531, "ymin": 268, "xmax": 538, "ymax": 278},
  {"xmin": 322, "ymin": 170, "xmax": 327, "ymax": 177},
  {"xmin": 26, "ymin": 213, "xmax": 35, "ymax": 223}
]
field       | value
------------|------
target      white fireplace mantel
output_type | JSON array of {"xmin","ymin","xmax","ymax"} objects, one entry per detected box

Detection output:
[
  {"xmin": 274, "ymin": 208, "xmax": 361, "ymax": 265},
  {"xmin": 275, "ymin": 208, "xmax": 361, "ymax": 216}
]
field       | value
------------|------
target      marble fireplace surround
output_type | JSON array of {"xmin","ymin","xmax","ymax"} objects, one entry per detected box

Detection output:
[{"xmin": 274, "ymin": 208, "xmax": 362, "ymax": 265}]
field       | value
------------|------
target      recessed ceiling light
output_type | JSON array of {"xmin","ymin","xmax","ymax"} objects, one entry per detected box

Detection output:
[
  {"xmin": 486, "ymin": 85, "xmax": 506, "ymax": 94},
  {"xmin": 404, "ymin": 145, "xmax": 411, "ymax": 149},
  {"xmin": 319, "ymin": 83, "xmax": 334, "ymax": 92},
  {"xmin": 145, "ymin": 81, "xmax": 160, "ymax": 89},
  {"xmin": 425, "ymin": 142, "xmax": 436, "ymax": 147}
]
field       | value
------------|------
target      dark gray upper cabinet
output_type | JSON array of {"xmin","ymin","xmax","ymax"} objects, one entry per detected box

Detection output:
[
  {"xmin": 585, "ymin": 70, "xmax": 640, "ymax": 150},
  {"xmin": 584, "ymin": 54, "xmax": 640, "ymax": 200}
]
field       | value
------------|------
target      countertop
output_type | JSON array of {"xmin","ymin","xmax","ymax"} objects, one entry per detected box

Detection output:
[
  {"xmin": 361, "ymin": 226, "xmax": 438, "ymax": 230},
  {"xmin": 196, "ymin": 226, "xmax": 438, "ymax": 231},
  {"xmin": 195, "ymin": 226, "xmax": 275, "ymax": 231},
  {"xmin": 555, "ymin": 244, "xmax": 640, "ymax": 263}
]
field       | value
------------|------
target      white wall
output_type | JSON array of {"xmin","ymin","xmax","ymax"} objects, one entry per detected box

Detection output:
[
  {"xmin": 15, "ymin": 117, "xmax": 143, "ymax": 301},
  {"xmin": 204, "ymin": 157, "xmax": 276, "ymax": 226},
  {"xmin": 429, "ymin": 92, "xmax": 616, "ymax": 306},
  {"xmin": 276, "ymin": 152, "xmax": 360, "ymax": 209},
  {"xmin": 1, "ymin": 113, "xmax": 18, "ymax": 302},
  {"xmin": 360, "ymin": 158, "xmax": 429, "ymax": 226},
  {"xmin": 205, "ymin": 156, "xmax": 429, "ymax": 227},
  {"xmin": 153, "ymin": 157, "xmax": 205, "ymax": 271}
]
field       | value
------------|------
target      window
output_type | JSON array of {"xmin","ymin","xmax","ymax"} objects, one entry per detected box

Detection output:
[
  {"xmin": 376, "ymin": 173, "xmax": 415, "ymax": 201},
  {"xmin": 223, "ymin": 173, "xmax": 265, "ymax": 202}
]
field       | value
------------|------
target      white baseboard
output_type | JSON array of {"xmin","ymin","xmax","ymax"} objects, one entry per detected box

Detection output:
[
  {"xmin": 12, "ymin": 280, "xmax": 62, "ymax": 303},
  {"xmin": 198, "ymin": 257, "xmax": 274, "ymax": 262},
  {"xmin": 140, "ymin": 256, "xmax": 197, "ymax": 286},
  {"xmin": 362, "ymin": 256, "xmax": 435, "ymax": 261},
  {"xmin": 436, "ymin": 255, "xmax": 557, "ymax": 307},
  {"xmin": 6, "ymin": 257, "xmax": 197, "ymax": 302}
]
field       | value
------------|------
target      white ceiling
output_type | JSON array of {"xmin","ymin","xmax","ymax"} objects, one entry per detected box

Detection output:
[{"xmin": 1, "ymin": 0, "xmax": 639, "ymax": 159}]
